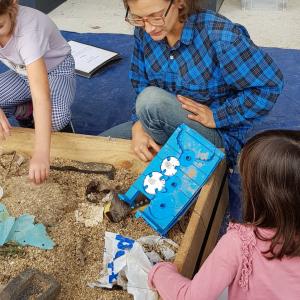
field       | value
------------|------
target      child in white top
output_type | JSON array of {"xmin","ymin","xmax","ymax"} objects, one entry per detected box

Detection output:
[{"xmin": 0, "ymin": 0, "xmax": 76, "ymax": 184}]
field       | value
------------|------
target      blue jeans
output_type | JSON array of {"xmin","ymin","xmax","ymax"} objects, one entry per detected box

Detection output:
[{"xmin": 101, "ymin": 86, "xmax": 223, "ymax": 147}]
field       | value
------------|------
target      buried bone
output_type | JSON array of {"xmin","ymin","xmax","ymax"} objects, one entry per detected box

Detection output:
[{"xmin": 75, "ymin": 237, "xmax": 88, "ymax": 267}]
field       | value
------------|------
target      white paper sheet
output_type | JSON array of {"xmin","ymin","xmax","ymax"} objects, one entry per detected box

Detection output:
[{"xmin": 68, "ymin": 40, "xmax": 118, "ymax": 74}]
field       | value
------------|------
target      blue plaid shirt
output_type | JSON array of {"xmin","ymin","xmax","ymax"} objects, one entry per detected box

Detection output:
[{"xmin": 129, "ymin": 10, "xmax": 283, "ymax": 166}]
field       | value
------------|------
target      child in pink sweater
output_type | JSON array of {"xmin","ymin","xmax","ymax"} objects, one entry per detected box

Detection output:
[{"xmin": 148, "ymin": 129, "xmax": 300, "ymax": 300}]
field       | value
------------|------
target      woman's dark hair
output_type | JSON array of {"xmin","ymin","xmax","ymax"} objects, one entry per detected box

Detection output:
[
  {"xmin": 239, "ymin": 130, "xmax": 300, "ymax": 259},
  {"xmin": 123, "ymin": 0, "xmax": 202, "ymax": 23},
  {"xmin": 0, "ymin": 0, "xmax": 18, "ymax": 33}
]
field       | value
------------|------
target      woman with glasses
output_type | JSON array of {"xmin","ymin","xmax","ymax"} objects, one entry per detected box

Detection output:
[{"xmin": 102, "ymin": 0, "xmax": 283, "ymax": 167}]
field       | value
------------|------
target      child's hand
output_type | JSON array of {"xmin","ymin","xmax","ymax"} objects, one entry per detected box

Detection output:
[
  {"xmin": 0, "ymin": 108, "xmax": 12, "ymax": 140},
  {"xmin": 29, "ymin": 152, "xmax": 50, "ymax": 184}
]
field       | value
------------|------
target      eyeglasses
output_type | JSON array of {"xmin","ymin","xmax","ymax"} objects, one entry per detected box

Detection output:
[{"xmin": 125, "ymin": 0, "xmax": 174, "ymax": 27}]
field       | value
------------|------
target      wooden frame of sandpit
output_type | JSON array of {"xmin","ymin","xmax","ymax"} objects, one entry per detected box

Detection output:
[{"xmin": 1, "ymin": 128, "xmax": 228, "ymax": 278}]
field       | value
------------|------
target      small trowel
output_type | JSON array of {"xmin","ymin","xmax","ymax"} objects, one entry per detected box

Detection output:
[{"xmin": 103, "ymin": 191, "xmax": 149, "ymax": 223}]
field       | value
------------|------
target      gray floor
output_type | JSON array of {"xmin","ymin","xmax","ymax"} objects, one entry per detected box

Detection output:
[
  {"xmin": 220, "ymin": 0, "xmax": 300, "ymax": 49},
  {"xmin": 49, "ymin": 0, "xmax": 300, "ymax": 49}
]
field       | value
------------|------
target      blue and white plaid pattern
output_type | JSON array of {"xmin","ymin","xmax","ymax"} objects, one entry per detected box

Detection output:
[
  {"xmin": 0, "ymin": 54, "xmax": 76, "ymax": 131},
  {"xmin": 129, "ymin": 11, "xmax": 284, "ymax": 165}
]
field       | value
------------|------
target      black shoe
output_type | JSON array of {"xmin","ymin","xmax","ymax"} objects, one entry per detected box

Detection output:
[
  {"xmin": 60, "ymin": 122, "xmax": 74, "ymax": 133},
  {"xmin": 17, "ymin": 115, "xmax": 35, "ymax": 129},
  {"xmin": 15, "ymin": 101, "xmax": 34, "ymax": 129}
]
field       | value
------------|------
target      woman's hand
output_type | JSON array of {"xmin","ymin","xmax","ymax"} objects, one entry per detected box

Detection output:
[
  {"xmin": 0, "ymin": 108, "xmax": 12, "ymax": 140},
  {"xmin": 29, "ymin": 151, "xmax": 50, "ymax": 184},
  {"xmin": 132, "ymin": 121, "xmax": 161, "ymax": 162},
  {"xmin": 177, "ymin": 95, "xmax": 216, "ymax": 128}
]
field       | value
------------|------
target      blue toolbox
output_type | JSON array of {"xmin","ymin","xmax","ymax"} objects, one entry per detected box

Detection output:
[{"xmin": 119, "ymin": 124, "xmax": 225, "ymax": 235}]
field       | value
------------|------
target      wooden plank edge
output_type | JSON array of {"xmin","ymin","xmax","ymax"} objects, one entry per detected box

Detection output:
[
  {"xmin": 174, "ymin": 159, "xmax": 227, "ymax": 278},
  {"xmin": 194, "ymin": 174, "xmax": 228, "ymax": 272},
  {"xmin": 200, "ymin": 179, "xmax": 229, "ymax": 266},
  {"xmin": 1, "ymin": 128, "xmax": 146, "ymax": 174}
]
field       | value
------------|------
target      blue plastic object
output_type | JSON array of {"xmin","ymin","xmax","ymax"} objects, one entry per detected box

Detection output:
[
  {"xmin": 119, "ymin": 124, "xmax": 225, "ymax": 235},
  {"xmin": 0, "ymin": 203, "xmax": 55, "ymax": 250}
]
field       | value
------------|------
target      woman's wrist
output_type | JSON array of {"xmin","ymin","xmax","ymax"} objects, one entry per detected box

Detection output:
[{"xmin": 132, "ymin": 120, "xmax": 144, "ymax": 137}]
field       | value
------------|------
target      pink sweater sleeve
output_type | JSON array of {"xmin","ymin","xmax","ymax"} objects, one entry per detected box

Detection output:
[{"xmin": 148, "ymin": 230, "xmax": 240, "ymax": 300}]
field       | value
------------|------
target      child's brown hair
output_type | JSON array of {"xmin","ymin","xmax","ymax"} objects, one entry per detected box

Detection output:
[
  {"xmin": 240, "ymin": 130, "xmax": 300, "ymax": 259},
  {"xmin": 0, "ymin": 0, "xmax": 18, "ymax": 33},
  {"xmin": 123, "ymin": 0, "xmax": 202, "ymax": 23}
]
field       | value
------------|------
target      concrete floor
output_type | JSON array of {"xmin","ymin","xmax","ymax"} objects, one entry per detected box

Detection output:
[
  {"xmin": 220, "ymin": 0, "xmax": 300, "ymax": 49},
  {"xmin": 49, "ymin": 0, "xmax": 133, "ymax": 35},
  {"xmin": 49, "ymin": 0, "xmax": 300, "ymax": 49}
]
